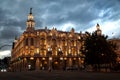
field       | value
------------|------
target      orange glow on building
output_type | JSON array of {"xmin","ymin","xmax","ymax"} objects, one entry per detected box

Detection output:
[{"xmin": 10, "ymin": 8, "xmax": 101, "ymax": 71}]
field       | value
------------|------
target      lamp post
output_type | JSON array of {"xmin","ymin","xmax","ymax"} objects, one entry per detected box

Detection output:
[
  {"xmin": 64, "ymin": 57, "xmax": 67, "ymax": 70},
  {"xmin": 48, "ymin": 47, "xmax": 52, "ymax": 71},
  {"xmin": 60, "ymin": 57, "xmax": 63, "ymax": 60},
  {"xmin": 58, "ymin": 48, "xmax": 63, "ymax": 70},
  {"xmin": 49, "ymin": 57, "xmax": 52, "ymax": 72},
  {"xmin": 28, "ymin": 64, "xmax": 31, "ymax": 70},
  {"xmin": 60, "ymin": 57, "xmax": 63, "ymax": 70}
]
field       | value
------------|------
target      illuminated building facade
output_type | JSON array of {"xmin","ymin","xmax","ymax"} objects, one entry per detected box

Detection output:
[
  {"xmin": 108, "ymin": 39, "xmax": 120, "ymax": 63},
  {"xmin": 11, "ymin": 8, "xmax": 101, "ymax": 71}
]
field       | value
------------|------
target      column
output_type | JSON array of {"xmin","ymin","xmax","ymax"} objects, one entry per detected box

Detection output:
[
  {"xmin": 69, "ymin": 58, "xmax": 72, "ymax": 67},
  {"xmin": 35, "ymin": 58, "xmax": 40, "ymax": 71},
  {"xmin": 23, "ymin": 58, "xmax": 27, "ymax": 71}
]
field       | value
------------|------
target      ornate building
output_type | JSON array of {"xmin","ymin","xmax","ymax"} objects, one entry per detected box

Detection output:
[
  {"xmin": 108, "ymin": 39, "xmax": 120, "ymax": 63},
  {"xmin": 11, "ymin": 8, "xmax": 101, "ymax": 71}
]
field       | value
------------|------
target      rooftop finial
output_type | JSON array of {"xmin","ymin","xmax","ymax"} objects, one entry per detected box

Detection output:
[
  {"xmin": 97, "ymin": 23, "xmax": 99, "ymax": 27},
  {"xmin": 30, "ymin": 8, "xmax": 32, "ymax": 14}
]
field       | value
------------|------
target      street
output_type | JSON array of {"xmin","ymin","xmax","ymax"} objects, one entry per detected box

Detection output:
[{"xmin": 0, "ymin": 71, "xmax": 120, "ymax": 80}]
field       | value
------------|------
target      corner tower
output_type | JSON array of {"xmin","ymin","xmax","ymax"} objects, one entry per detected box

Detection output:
[
  {"xmin": 96, "ymin": 23, "xmax": 102, "ymax": 35},
  {"xmin": 26, "ymin": 8, "xmax": 35, "ymax": 31}
]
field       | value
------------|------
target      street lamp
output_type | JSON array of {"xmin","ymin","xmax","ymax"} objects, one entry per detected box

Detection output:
[
  {"xmin": 60, "ymin": 57, "xmax": 63, "ymax": 70},
  {"xmin": 60, "ymin": 57, "xmax": 63, "ymax": 60},
  {"xmin": 28, "ymin": 64, "xmax": 31, "ymax": 70},
  {"xmin": 47, "ymin": 47, "xmax": 52, "ymax": 71},
  {"xmin": 42, "ymin": 57, "xmax": 45, "ymax": 60},
  {"xmin": 30, "ymin": 57, "xmax": 34, "ymax": 60},
  {"xmin": 58, "ymin": 48, "xmax": 61, "ymax": 51},
  {"xmin": 48, "ymin": 47, "xmax": 52, "ymax": 52},
  {"xmin": 63, "ymin": 57, "xmax": 67, "ymax": 70},
  {"xmin": 57, "ymin": 48, "xmax": 64, "ymax": 70},
  {"xmin": 58, "ymin": 48, "xmax": 63, "ymax": 57},
  {"xmin": 49, "ymin": 57, "xmax": 52, "ymax": 61},
  {"xmin": 49, "ymin": 57, "xmax": 52, "ymax": 72}
]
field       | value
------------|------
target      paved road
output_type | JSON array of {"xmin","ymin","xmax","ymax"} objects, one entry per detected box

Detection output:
[{"xmin": 0, "ymin": 71, "xmax": 120, "ymax": 80}]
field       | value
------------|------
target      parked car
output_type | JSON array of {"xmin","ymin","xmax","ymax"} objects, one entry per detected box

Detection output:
[{"xmin": 1, "ymin": 69, "xmax": 7, "ymax": 72}]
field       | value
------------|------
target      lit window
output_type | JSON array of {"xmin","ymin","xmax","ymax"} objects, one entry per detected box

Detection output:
[{"xmin": 36, "ymin": 48, "xmax": 39, "ymax": 53}]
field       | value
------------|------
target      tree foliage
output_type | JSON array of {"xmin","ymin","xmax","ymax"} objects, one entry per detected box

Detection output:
[
  {"xmin": 82, "ymin": 32, "xmax": 117, "ymax": 66},
  {"xmin": 0, "ymin": 57, "xmax": 11, "ymax": 69}
]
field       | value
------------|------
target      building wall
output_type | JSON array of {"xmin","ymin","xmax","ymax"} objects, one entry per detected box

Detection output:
[
  {"xmin": 108, "ymin": 39, "xmax": 120, "ymax": 63},
  {"xmin": 11, "ymin": 8, "xmax": 105, "ymax": 71},
  {"xmin": 11, "ymin": 27, "xmax": 85, "ymax": 71}
]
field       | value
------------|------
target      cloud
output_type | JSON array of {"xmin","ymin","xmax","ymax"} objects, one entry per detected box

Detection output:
[
  {"xmin": 86, "ymin": 19, "xmax": 120, "ymax": 38},
  {"xmin": 0, "ymin": 50, "xmax": 11, "ymax": 59},
  {"xmin": 0, "ymin": 0, "xmax": 120, "ymax": 58}
]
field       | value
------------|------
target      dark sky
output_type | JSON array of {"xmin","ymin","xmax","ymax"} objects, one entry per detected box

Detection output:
[{"xmin": 0, "ymin": 0, "xmax": 120, "ymax": 58}]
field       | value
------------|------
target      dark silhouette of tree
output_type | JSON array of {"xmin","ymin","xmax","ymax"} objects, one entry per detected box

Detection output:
[
  {"xmin": 82, "ymin": 32, "xmax": 117, "ymax": 71},
  {"xmin": 1, "ymin": 57, "xmax": 11, "ymax": 69}
]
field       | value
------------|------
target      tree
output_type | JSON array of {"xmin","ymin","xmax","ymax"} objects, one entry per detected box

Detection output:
[
  {"xmin": 1, "ymin": 57, "xmax": 11, "ymax": 69},
  {"xmin": 82, "ymin": 32, "xmax": 117, "ymax": 71}
]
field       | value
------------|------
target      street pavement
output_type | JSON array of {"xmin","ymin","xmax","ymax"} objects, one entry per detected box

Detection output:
[{"xmin": 0, "ymin": 70, "xmax": 120, "ymax": 80}]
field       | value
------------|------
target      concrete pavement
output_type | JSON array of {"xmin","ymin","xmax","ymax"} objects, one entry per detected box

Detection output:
[{"xmin": 0, "ymin": 71, "xmax": 120, "ymax": 80}]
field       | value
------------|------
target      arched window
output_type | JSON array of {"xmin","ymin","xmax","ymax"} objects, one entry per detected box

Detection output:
[
  {"xmin": 31, "ymin": 38, "xmax": 34, "ymax": 46},
  {"xmin": 62, "ymin": 39, "xmax": 65, "ymax": 46},
  {"xmin": 25, "ymin": 38, "xmax": 28, "ymax": 46}
]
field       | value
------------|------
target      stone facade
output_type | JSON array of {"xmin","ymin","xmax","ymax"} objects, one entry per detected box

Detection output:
[
  {"xmin": 11, "ymin": 8, "xmax": 87, "ymax": 71},
  {"xmin": 108, "ymin": 39, "xmax": 120, "ymax": 63},
  {"xmin": 10, "ymin": 8, "xmax": 103, "ymax": 71}
]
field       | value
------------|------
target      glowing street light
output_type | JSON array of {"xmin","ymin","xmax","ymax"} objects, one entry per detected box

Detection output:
[
  {"xmin": 30, "ymin": 57, "xmax": 34, "ymax": 60},
  {"xmin": 42, "ymin": 57, "xmax": 45, "ymax": 60},
  {"xmin": 60, "ymin": 57, "xmax": 63, "ymax": 60},
  {"xmin": 28, "ymin": 64, "xmax": 31, "ymax": 69},
  {"xmin": 48, "ymin": 47, "xmax": 52, "ymax": 51},
  {"xmin": 49, "ymin": 57, "xmax": 52, "ymax": 61},
  {"xmin": 64, "ymin": 57, "xmax": 67, "ymax": 60},
  {"xmin": 58, "ymin": 48, "xmax": 61, "ymax": 51},
  {"xmin": 49, "ymin": 57, "xmax": 52, "ymax": 72}
]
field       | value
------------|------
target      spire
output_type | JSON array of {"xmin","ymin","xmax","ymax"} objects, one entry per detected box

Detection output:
[
  {"xmin": 13, "ymin": 36, "xmax": 17, "ymax": 43},
  {"xmin": 96, "ymin": 23, "xmax": 100, "ymax": 30},
  {"xmin": 28, "ymin": 8, "xmax": 34, "ymax": 20},
  {"xmin": 26, "ymin": 8, "xmax": 35, "ymax": 31},
  {"xmin": 71, "ymin": 27, "xmax": 74, "ymax": 34},
  {"xmin": 97, "ymin": 23, "xmax": 99, "ymax": 26},
  {"xmin": 30, "ymin": 8, "xmax": 32, "ymax": 14},
  {"xmin": 12, "ymin": 36, "xmax": 18, "ymax": 49}
]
